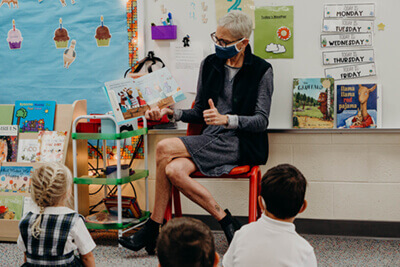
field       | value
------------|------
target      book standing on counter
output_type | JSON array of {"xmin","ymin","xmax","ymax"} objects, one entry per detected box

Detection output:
[
  {"xmin": 337, "ymin": 84, "xmax": 381, "ymax": 128},
  {"xmin": 292, "ymin": 78, "xmax": 335, "ymax": 129}
]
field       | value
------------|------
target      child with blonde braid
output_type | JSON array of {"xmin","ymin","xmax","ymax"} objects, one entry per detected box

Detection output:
[{"xmin": 17, "ymin": 163, "xmax": 96, "ymax": 267}]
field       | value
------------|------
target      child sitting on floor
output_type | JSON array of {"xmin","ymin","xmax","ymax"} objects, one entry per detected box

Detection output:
[
  {"xmin": 17, "ymin": 163, "xmax": 96, "ymax": 267},
  {"xmin": 223, "ymin": 164, "xmax": 317, "ymax": 267},
  {"xmin": 157, "ymin": 217, "xmax": 220, "ymax": 267}
]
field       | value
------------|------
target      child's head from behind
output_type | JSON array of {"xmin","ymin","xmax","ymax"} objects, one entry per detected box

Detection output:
[
  {"xmin": 260, "ymin": 164, "xmax": 307, "ymax": 220},
  {"xmin": 31, "ymin": 162, "xmax": 72, "ymax": 208},
  {"xmin": 157, "ymin": 217, "xmax": 218, "ymax": 267},
  {"xmin": 30, "ymin": 163, "xmax": 72, "ymax": 238}
]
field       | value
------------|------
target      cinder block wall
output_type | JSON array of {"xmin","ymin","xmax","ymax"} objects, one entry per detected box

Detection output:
[{"xmin": 93, "ymin": 131, "xmax": 400, "ymax": 222}]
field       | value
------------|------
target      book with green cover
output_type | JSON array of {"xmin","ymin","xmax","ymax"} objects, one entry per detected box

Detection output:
[{"xmin": 0, "ymin": 105, "xmax": 14, "ymax": 125}]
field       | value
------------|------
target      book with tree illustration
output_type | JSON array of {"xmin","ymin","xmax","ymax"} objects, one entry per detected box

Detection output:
[
  {"xmin": 104, "ymin": 67, "xmax": 186, "ymax": 123},
  {"xmin": 0, "ymin": 125, "xmax": 19, "ymax": 163},
  {"xmin": 292, "ymin": 78, "xmax": 335, "ymax": 129},
  {"xmin": 12, "ymin": 101, "xmax": 56, "ymax": 133},
  {"xmin": 337, "ymin": 84, "xmax": 380, "ymax": 128}
]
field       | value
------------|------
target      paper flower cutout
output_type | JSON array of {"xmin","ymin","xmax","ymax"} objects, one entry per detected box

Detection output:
[{"xmin": 277, "ymin": 26, "xmax": 291, "ymax": 41}]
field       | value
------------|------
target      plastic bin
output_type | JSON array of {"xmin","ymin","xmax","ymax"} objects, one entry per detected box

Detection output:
[{"xmin": 151, "ymin": 25, "xmax": 177, "ymax": 40}]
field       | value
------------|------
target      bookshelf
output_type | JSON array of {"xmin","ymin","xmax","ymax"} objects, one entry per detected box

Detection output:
[{"xmin": 0, "ymin": 100, "xmax": 88, "ymax": 242}]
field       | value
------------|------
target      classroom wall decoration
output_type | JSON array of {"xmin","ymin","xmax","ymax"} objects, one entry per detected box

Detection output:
[
  {"xmin": 254, "ymin": 6, "xmax": 294, "ymax": 59},
  {"xmin": 0, "ymin": 0, "xmax": 129, "ymax": 114},
  {"xmin": 215, "ymin": 0, "xmax": 255, "ymax": 26}
]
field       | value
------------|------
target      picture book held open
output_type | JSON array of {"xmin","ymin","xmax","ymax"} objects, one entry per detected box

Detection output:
[{"xmin": 104, "ymin": 67, "xmax": 186, "ymax": 123}]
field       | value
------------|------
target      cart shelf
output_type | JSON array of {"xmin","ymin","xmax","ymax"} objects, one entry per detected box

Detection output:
[
  {"xmin": 74, "ymin": 170, "xmax": 149, "ymax": 185},
  {"xmin": 72, "ymin": 128, "xmax": 147, "ymax": 140},
  {"xmin": 86, "ymin": 211, "xmax": 150, "ymax": 230}
]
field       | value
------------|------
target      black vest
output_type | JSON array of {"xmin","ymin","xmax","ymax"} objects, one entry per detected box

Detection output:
[{"xmin": 202, "ymin": 45, "xmax": 272, "ymax": 165}]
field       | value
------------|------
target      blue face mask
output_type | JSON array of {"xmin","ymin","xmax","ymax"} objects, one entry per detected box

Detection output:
[{"xmin": 215, "ymin": 39, "xmax": 244, "ymax": 59}]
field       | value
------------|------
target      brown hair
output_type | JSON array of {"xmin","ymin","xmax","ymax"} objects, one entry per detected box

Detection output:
[
  {"xmin": 157, "ymin": 217, "xmax": 216, "ymax": 267},
  {"xmin": 30, "ymin": 163, "xmax": 73, "ymax": 238},
  {"xmin": 261, "ymin": 164, "xmax": 307, "ymax": 219}
]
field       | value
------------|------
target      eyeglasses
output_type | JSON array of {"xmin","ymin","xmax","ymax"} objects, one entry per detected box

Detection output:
[{"xmin": 210, "ymin": 32, "xmax": 243, "ymax": 47}]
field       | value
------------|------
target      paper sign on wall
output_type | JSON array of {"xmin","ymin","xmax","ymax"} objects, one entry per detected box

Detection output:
[
  {"xmin": 324, "ymin": 4, "xmax": 375, "ymax": 18},
  {"xmin": 325, "ymin": 63, "xmax": 376, "ymax": 80},
  {"xmin": 323, "ymin": 20, "xmax": 373, "ymax": 33},
  {"xmin": 254, "ymin": 6, "xmax": 294, "ymax": 59},
  {"xmin": 322, "ymin": 49, "xmax": 375, "ymax": 65},
  {"xmin": 321, "ymin": 33, "xmax": 372, "ymax": 48}
]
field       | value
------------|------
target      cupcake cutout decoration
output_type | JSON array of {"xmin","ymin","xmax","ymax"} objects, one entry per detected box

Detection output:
[
  {"xmin": 54, "ymin": 18, "xmax": 70, "ymax": 49},
  {"xmin": 95, "ymin": 15, "xmax": 111, "ymax": 47},
  {"xmin": 7, "ymin": 19, "xmax": 23, "ymax": 50}
]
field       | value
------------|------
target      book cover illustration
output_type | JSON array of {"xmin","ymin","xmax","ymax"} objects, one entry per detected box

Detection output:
[
  {"xmin": 337, "ymin": 84, "xmax": 378, "ymax": 128},
  {"xmin": 0, "ymin": 195, "xmax": 24, "ymax": 220},
  {"xmin": 17, "ymin": 139, "xmax": 39, "ymax": 163},
  {"xmin": 0, "ymin": 125, "xmax": 19, "ymax": 163},
  {"xmin": 37, "ymin": 131, "xmax": 67, "ymax": 163},
  {"xmin": 293, "ymin": 78, "xmax": 335, "ymax": 128},
  {"xmin": 104, "ymin": 67, "xmax": 185, "ymax": 122},
  {"xmin": 13, "ymin": 101, "xmax": 56, "ymax": 133},
  {"xmin": 0, "ymin": 166, "xmax": 33, "ymax": 194}
]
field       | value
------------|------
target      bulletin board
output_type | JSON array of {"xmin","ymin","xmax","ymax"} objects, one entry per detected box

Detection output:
[
  {"xmin": 0, "ymin": 0, "xmax": 129, "ymax": 114},
  {"xmin": 142, "ymin": 0, "xmax": 400, "ymax": 129}
]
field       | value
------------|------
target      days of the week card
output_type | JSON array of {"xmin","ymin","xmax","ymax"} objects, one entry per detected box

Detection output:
[
  {"xmin": 324, "ymin": 4, "xmax": 375, "ymax": 18},
  {"xmin": 322, "ymin": 19, "xmax": 373, "ymax": 33},
  {"xmin": 321, "ymin": 33, "xmax": 372, "ymax": 48},
  {"xmin": 322, "ymin": 49, "xmax": 375, "ymax": 65},
  {"xmin": 325, "ymin": 63, "xmax": 376, "ymax": 80}
]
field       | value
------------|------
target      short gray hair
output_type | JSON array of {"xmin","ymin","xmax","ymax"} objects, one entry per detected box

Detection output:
[{"xmin": 218, "ymin": 10, "xmax": 252, "ymax": 39}]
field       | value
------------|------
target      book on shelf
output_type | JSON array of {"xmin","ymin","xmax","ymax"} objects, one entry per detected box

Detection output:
[
  {"xmin": 0, "ymin": 195, "xmax": 24, "ymax": 220},
  {"xmin": 292, "ymin": 78, "xmax": 335, "ymax": 129},
  {"xmin": 0, "ymin": 166, "xmax": 33, "ymax": 194},
  {"xmin": 0, "ymin": 105, "xmax": 14, "ymax": 125},
  {"xmin": 104, "ymin": 67, "xmax": 186, "ymax": 123},
  {"xmin": 17, "ymin": 139, "xmax": 39, "ymax": 163},
  {"xmin": 337, "ymin": 84, "xmax": 381, "ymax": 129},
  {"xmin": 103, "ymin": 195, "xmax": 142, "ymax": 219},
  {"xmin": 0, "ymin": 125, "xmax": 19, "ymax": 163},
  {"xmin": 36, "ymin": 131, "xmax": 67, "ymax": 163},
  {"xmin": 12, "ymin": 101, "xmax": 56, "ymax": 133}
]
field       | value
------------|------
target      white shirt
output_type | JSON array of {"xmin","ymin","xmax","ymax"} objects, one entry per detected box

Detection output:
[
  {"xmin": 17, "ymin": 206, "xmax": 96, "ymax": 256},
  {"xmin": 223, "ymin": 214, "xmax": 317, "ymax": 267}
]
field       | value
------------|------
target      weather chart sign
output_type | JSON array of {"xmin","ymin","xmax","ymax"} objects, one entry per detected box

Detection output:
[
  {"xmin": 322, "ymin": 49, "xmax": 375, "ymax": 65},
  {"xmin": 254, "ymin": 6, "xmax": 294, "ymax": 59}
]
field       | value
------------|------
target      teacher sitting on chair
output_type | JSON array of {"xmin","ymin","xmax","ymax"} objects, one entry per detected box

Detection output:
[{"xmin": 119, "ymin": 10, "xmax": 274, "ymax": 254}]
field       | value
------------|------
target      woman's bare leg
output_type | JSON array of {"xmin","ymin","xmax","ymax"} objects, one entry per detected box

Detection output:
[{"xmin": 165, "ymin": 157, "xmax": 226, "ymax": 220}]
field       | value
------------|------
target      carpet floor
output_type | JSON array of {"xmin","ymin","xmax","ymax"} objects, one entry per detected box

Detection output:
[{"xmin": 1, "ymin": 230, "xmax": 399, "ymax": 266}]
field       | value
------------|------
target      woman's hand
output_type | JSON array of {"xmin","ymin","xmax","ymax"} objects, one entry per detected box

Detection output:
[
  {"xmin": 203, "ymin": 99, "xmax": 228, "ymax": 126},
  {"xmin": 145, "ymin": 106, "xmax": 173, "ymax": 121},
  {"xmin": 127, "ymin": 72, "xmax": 146, "ymax": 79}
]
